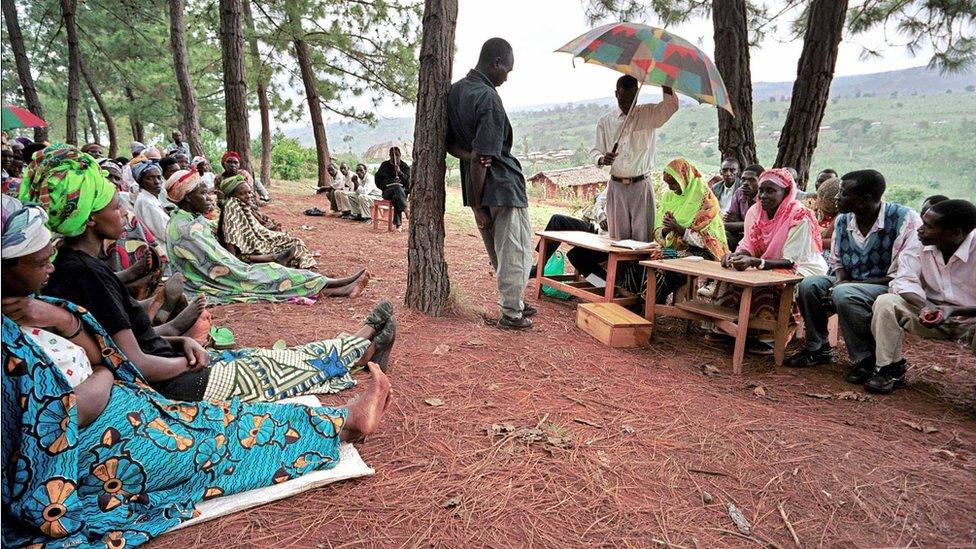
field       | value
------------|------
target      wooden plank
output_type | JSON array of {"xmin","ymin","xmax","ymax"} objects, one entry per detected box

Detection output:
[
  {"xmin": 639, "ymin": 258, "xmax": 803, "ymax": 287},
  {"xmin": 773, "ymin": 282, "xmax": 796, "ymax": 367},
  {"xmin": 732, "ymin": 287, "xmax": 753, "ymax": 375},
  {"xmin": 536, "ymin": 230, "xmax": 659, "ymax": 256},
  {"xmin": 676, "ymin": 300, "xmax": 739, "ymax": 322},
  {"xmin": 580, "ymin": 303, "xmax": 651, "ymax": 327}
]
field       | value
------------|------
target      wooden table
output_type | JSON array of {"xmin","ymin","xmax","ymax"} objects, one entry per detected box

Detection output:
[
  {"xmin": 534, "ymin": 231, "xmax": 658, "ymax": 306},
  {"xmin": 641, "ymin": 258, "xmax": 803, "ymax": 374}
]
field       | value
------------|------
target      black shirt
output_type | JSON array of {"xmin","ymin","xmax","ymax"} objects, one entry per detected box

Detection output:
[
  {"xmin": 44, "ymin": 247, "xmax": 178, "ymax": 359},
  {"xmin": 375, "ymin": 160, "xmax": 411, "ymax": 193},
  {"xmin": 447, "ymin": 69, "xmax": 527, "ymax": 208}
]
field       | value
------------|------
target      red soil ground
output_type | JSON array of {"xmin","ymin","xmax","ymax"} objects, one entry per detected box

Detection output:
[{"xmin": 152, "ymin": 190, "xmax": 976, "ymax": 548}]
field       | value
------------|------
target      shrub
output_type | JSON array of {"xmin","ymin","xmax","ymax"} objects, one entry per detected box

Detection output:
[
  {"xmin": 269, "ymin": 136, "xmax": 317, "ymax": 181},
  {"xmin": 886, "ymin": 184, "xmax": 927, "ymax": 208}
]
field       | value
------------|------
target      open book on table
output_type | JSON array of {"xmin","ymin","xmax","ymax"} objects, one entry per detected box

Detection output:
[{"xmin": 609, "ymin": 239, "xmax": 659, "ymax": 251}]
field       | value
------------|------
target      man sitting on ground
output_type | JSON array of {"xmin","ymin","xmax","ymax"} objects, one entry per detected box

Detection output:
[
  {"xmin": 529, "ymin": 187, "xmax": 608, "ymax": 280},
  {"xmin": 711, "ymin": 157, "xmax": 741, "ymax": 215},
  {"xmin": 863, "ymin": 199, "xmax": 976, "ymax": 393},
  {"xmin": 343, "ymin": 163, "xmax": 381, "ymax": 223},
  {"xmin": 786, "ymin": 170, "xmax": 921, "ymax": 378}
]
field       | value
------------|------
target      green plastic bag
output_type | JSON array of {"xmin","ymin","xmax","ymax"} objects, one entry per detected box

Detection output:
[{"xmin": 541, "ymin": 251, "xmax": 572, "ymax": 299}]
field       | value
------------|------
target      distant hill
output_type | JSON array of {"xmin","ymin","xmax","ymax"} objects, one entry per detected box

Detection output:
[{"xmin": 282, "ymin": 65, "xmax": 976, "ymax": 201}]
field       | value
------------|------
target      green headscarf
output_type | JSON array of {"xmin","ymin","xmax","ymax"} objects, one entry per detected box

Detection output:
[
  {"xmin": 654, "ymin": 158, "xmax": 729, "ymax": 259},
  {"xmin": 219, "ymin": 174, "xmax": 246, "ymax": 198},
  {"xmin": 19, "ymin": 143, "xmax": 116, "ymax": 237}
]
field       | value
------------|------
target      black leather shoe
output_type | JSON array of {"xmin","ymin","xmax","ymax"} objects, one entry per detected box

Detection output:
[
  {"xmin": 845, "ymin": 357, "xmax": 876, "ymax": 384},
  {"xmin": 498, "ymin": 315, "xmax": 533, "ymax": 330},
  {"xmin": 865, "ymin": 360, "xmax": 907, "ymax": 394},
  {"xmin": 785, "ymin": 347, "xmax": 833, "ymax": 368},
  {"xmin": 521, "ymin": 302, "xmax": 538, "ymax": 318},
  {"xmin": 339, "ymin": 212, "xmax": 352, "ymax": 219}
]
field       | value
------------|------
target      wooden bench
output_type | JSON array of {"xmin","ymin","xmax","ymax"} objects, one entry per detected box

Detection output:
[
  {"xmin": 534, "ymin": 231, "xmax": 658, "ymax": 307},
  {"xmin": 371, "ymin": 199, "xmax": 394, "ymax": 232},
  {"xmin": 641, "ymin": 258, "xmax": 803, "ymax": 374}
]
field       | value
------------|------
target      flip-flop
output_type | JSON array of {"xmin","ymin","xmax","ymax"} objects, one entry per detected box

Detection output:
[
  {"xmin": 304, "ymin": 207, "xmax": 325, "ymax": 217},
  {"xmin": 209, "ymin": 326, "xmax": 236, "ymax": 349}
]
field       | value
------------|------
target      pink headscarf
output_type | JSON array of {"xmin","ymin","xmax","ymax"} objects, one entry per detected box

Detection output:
[
  {"xmin": 738, "ymin": 168, "xmax": 822, "ymax": 260},
  {"xmin": 165, "ymin": 169, "xmax": 203, "ymax": 203}
]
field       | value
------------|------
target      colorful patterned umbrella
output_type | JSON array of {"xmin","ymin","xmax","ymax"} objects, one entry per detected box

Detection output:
[
  {"xmin": 556, "ymin": 23, "xmax": 734, "ymax": 115},
  {"xmin": 2, "ymin": 105, "xmax": 48, "ymax": 131}
]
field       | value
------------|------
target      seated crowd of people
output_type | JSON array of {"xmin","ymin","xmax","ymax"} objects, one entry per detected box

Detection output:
[
  {"xmin": 317, "ymin": 146, "xmax": 411, "ymax": 232},
  {"xmin": 1, "ymin": 134, "xmax": 395, "ymax": 547},
  {"xmin": 536, "ymin": 156, "xmax": 976, "ymax": 395}
]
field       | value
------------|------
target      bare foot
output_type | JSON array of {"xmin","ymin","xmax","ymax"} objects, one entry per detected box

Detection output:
[
  {"xmin": 275, "ymin": 245, "xmax": 299, "ymax": 266},
  {"xmin": 346, "ymin": 271, "xmax": 370, "ymax": 298},
  {"xmin": 341, "ymin": 362, "xmax": 391, "ymax": 441},
  {"xmin": 324, "ymin": 268, "xmax": 368, "ymax": 289},
  {"xmin": 156, "ymin": 294, "xmax": 206, "ymax": 336}
]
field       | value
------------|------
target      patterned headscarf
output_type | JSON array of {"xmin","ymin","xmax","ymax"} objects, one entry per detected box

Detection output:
[
  {"xmin": 740, "ymin": 168, "xmax": 822, "ymax": 259},
  {"xmin": 131, "ymin": 160, "xmax": 160, "ymax": 183},
  {"xmin": 816, "ymin": 176, "xmax": 841, "ymax": 218},
  {"xmin": 19, "ymin": 144, "xmax": 116, "ymax": 237},
  {"xmin": 130, "ymin": 141, "xmax": 147, "ymax": 156},
  {"xmin": 655, "ymin": 158, "xmax": 729, "ymax": 260},
  {"xmin": 165, "ymin": 169, "xmax": 202, "ymax": 203},
  {"xmin": 220, "ymin": 151, "xmax": 241, "ymax": 165},
  {"xmin": 1, "ymin": 195, "xmax": 51, "ymax": 258},
  {"xmin": 219, "ymin": 174, "xmax": 246, "ymax": 197},
  {"xmin": 98, "ymin": 159, "xmax": 123, "ymax": 181}
]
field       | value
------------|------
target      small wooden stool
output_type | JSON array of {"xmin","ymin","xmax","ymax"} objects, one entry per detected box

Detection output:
[
  {"xmin": 577, "ymin": 303, "xmax": 652, "ymax": 348},
  {"xmin": 371, "ymin": 199, "xmax": 394, "ymax": 232}
]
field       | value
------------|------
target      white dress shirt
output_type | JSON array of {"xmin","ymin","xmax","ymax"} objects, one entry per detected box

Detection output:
[
  {"xmin": 590, "ymin": 93, "xmax": 679, "ymax": 178},
  {"xmin": 332, "ymin": 172, "xmax": 349, "ymax": 190},
  {"xmin": 829, "ymin": 202, "xmax": 922, "ymax": 278},
  {"xmin": 783, "ymin": 219, "xmax": 830, "ymax": 277},
  {"xmin": 890, "ymin": 229, "xmax": 976, "ymax": 307},
  {"xmin": 133, "ymin": 192, "xmax": 171, "ymax": 243},
  {"xmin": 356, "ymin": 173, "xmax": 381, "ymax": 197}
]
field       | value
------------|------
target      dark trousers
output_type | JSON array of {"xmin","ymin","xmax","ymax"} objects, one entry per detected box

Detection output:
[
  {"xmin": 531, "ymin": 214, "xmax": 607, "ymax": 279},
  {"xmin": 382, "ymin": 184, "xmax": 408, "ymax": 227}
]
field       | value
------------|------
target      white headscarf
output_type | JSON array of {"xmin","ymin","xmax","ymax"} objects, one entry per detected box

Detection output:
[{"xmin": 2, "ymin": 195, "xmax": 52, "ymax": 259}]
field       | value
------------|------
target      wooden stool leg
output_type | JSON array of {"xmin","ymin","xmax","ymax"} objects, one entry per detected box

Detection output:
[
  {"xmin": 732, "ymin": 286, "xmax": 753, "ymax": 375},
  {"xmin": 371, "ymin": 202, "xmax": 379, "ymax": 231},
  {"xmin": 644, "ymin": 267, "xmax": 657, "ymax": 337},
  {"xmin": 773, "ymin": 283, "xmax": 797, "ymax": 366},
  {"xmin": 535, "ymin": 237, "xmax": 548, "ymax": 299}
]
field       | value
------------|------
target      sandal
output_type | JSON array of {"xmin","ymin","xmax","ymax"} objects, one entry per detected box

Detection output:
[
  {"xmin": 371, "ymin": 315, "xmax": 396, "ymax": 373},
  {"xmin": 364, "ymin": 300, "xmax": 394, "ymax": 331},
  {"xmin": 304, "ymin": 207, "xmax": 325, "ymax": 217},
  {"xmin": 209, "ymin": 326, "xmax": 236, "ymax": 350}
]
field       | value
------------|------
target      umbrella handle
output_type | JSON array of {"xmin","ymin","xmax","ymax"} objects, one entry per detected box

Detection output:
[{"xmin": 610, "ymin": 143, "xmax": 618, "ymax": 155}]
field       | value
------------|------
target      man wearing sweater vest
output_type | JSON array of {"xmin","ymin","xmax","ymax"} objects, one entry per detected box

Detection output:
[{"xmin": 786, "ymin": 170, "xmax": 922, "ymax": 380}]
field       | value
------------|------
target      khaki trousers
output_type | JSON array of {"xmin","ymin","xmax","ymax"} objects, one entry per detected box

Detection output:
[
  {"xmin": 606, "ymin": 178, "xmax": 654, "ymax": 242},
  {"xmin": 871, "ymin": 293, "xmax": 971, "ymax": 366},
  {"xmin": 483, "ymin": 206, "xmax": 532, "ymax": 319}
]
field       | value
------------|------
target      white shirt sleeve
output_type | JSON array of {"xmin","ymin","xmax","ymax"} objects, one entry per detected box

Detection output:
[
  {"xmin": 887, "ymin": 209, "xmax": 923, "ymax": 277},
  {"xmin": 632, "ymin": 92, "xmax": 679, "ymax": 130},
  {"xmin": 590, "ymin": 115, "xmax": 610, "ymax": 165},
  {"xmin": 782, "ymin": 219, "xmax": 828, "ymax": 277}
]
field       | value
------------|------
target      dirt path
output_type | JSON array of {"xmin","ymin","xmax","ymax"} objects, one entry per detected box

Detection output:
[{"xmin": 152, "ymin": 189, "xmax": 976, "ymax": 548}]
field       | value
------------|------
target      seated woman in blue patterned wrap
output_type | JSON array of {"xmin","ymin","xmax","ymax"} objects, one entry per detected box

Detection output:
[{"xmin": 1, "ymin": 197, "xmax": 392, "ymax": 548}]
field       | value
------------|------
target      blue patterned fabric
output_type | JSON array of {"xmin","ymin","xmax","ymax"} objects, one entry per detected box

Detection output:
[
  {"xmin": 835, "ymin": 203, "xmax": 910, "ymax": 280},
  {"xmin": 2, "ymin": 297, "xmax": 347, "ymax": 548}
]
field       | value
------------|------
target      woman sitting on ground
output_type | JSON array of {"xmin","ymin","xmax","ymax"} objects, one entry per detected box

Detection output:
[
  {"xmin": 652, "ymin": 158, "xmax": 729, "ymax": 303},
  {"xmin": 18, "ymin": 146, "xmax": 395, "ymax": 405},
  {"xmin": 131, "ymin": 160, "xmax": 172, "ymax": 245},
  {"xmin": 214, "ymin": 150, "xmax": 269, "ymax": 202},
  {"xmin": 1, "ymin": 199, "xmax": 392, "ymax": 548},
  {"xmin": 164, "ymin": 170, "xmax": 369, "ymax": 304},
  {"xmin": 217, "ymin": 174, "xmax": 317, "ymax": 269},
  {"xmin": 715, "ymin": 168, "xmax": 828, "ymax": 354}
]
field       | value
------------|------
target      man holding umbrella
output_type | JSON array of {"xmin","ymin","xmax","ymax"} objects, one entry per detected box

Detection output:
[{"xmin": 591, "ymin": 76, "xmax": 678, "ymax": 243}]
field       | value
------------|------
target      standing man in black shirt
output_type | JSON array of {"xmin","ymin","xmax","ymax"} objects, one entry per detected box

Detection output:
[{"xmin": 447, "ymin": 38, "xmax": 535, "ymax": 330}]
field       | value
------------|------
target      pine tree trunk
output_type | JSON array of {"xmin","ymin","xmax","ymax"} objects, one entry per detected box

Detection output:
[
  {"xmin": 219, "ymin": 0, "xmax": 252, "ymax": 171},
  {"xmin": 85, "ymin": 100, "xmax": 98, "ymax": 143},
  {"xmin": 60, "ymin": 0, "xmax": 82, "ymax": 145},
  {"xmin": 168, "ymin": 0, "xmax": 205, "ymax": 157},
  {"xmin": 124, "ymin": 87, "xmax": 145, "ymax": 144},
  {"xmin": 3, "ymin": 0, "xmax": 48, "ymax": 142},
  {"xmin": 405, "ymin": 0, "xmax": 457, "ymax": 315},
  {"xmin": 712, "ymin": 0, "xmax": 756, "ymax": 169},
  {"xmin": 244, "ymin": 1, "xmax": 273, "ymax": 190},
  {"xmin": 293, "ymin": 37, "xmax": 333, "ymax": 190},
  {"xmin": 774, "ymin": 0, "xmax": 848, "ymax": 189},
  {"xmin": 81, "ymin": 61, "xmax": 118, "ymax": 157}
]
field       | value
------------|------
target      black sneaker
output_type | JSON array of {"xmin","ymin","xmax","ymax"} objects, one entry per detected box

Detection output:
[
  {"xmin": 845, "ymin": 357, "xmax": 876, "ymax": 384},
  {"xmin": 785, "ymin": 346, "xmax": 834, "ymax": 368},
  {"xmin": 521, "ymin": 302, "xmax": 538, "ymax": 318},
  {"xmin": 865, "ymin": 360, "xmax": 907, "ymax": 394},
  {"xmin": 339, "ymin": 212, "xmax": 352, "ymax": 219},
  {"xmin": 498, "ymin": 315, "xmax": 533, "ymax": 330}
]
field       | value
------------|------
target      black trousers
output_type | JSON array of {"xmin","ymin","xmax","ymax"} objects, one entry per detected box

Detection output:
[
  {"xmin": 531, "ymin": 214, "xmax": 608, "ymax": 280},
  {"xmin": 382, "ymin": 184, "xmax": 408, "ymax": 226}
]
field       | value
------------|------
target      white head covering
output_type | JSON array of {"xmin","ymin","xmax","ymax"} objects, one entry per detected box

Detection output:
[{"xmin": 2, "ymin": 195, "xmax": 52, "ymax": 259}]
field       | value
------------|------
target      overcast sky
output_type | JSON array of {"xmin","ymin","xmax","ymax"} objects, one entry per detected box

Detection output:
[{"xmin": 361, "ymin": 0, "xmax": 934, "ymax": 119}]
